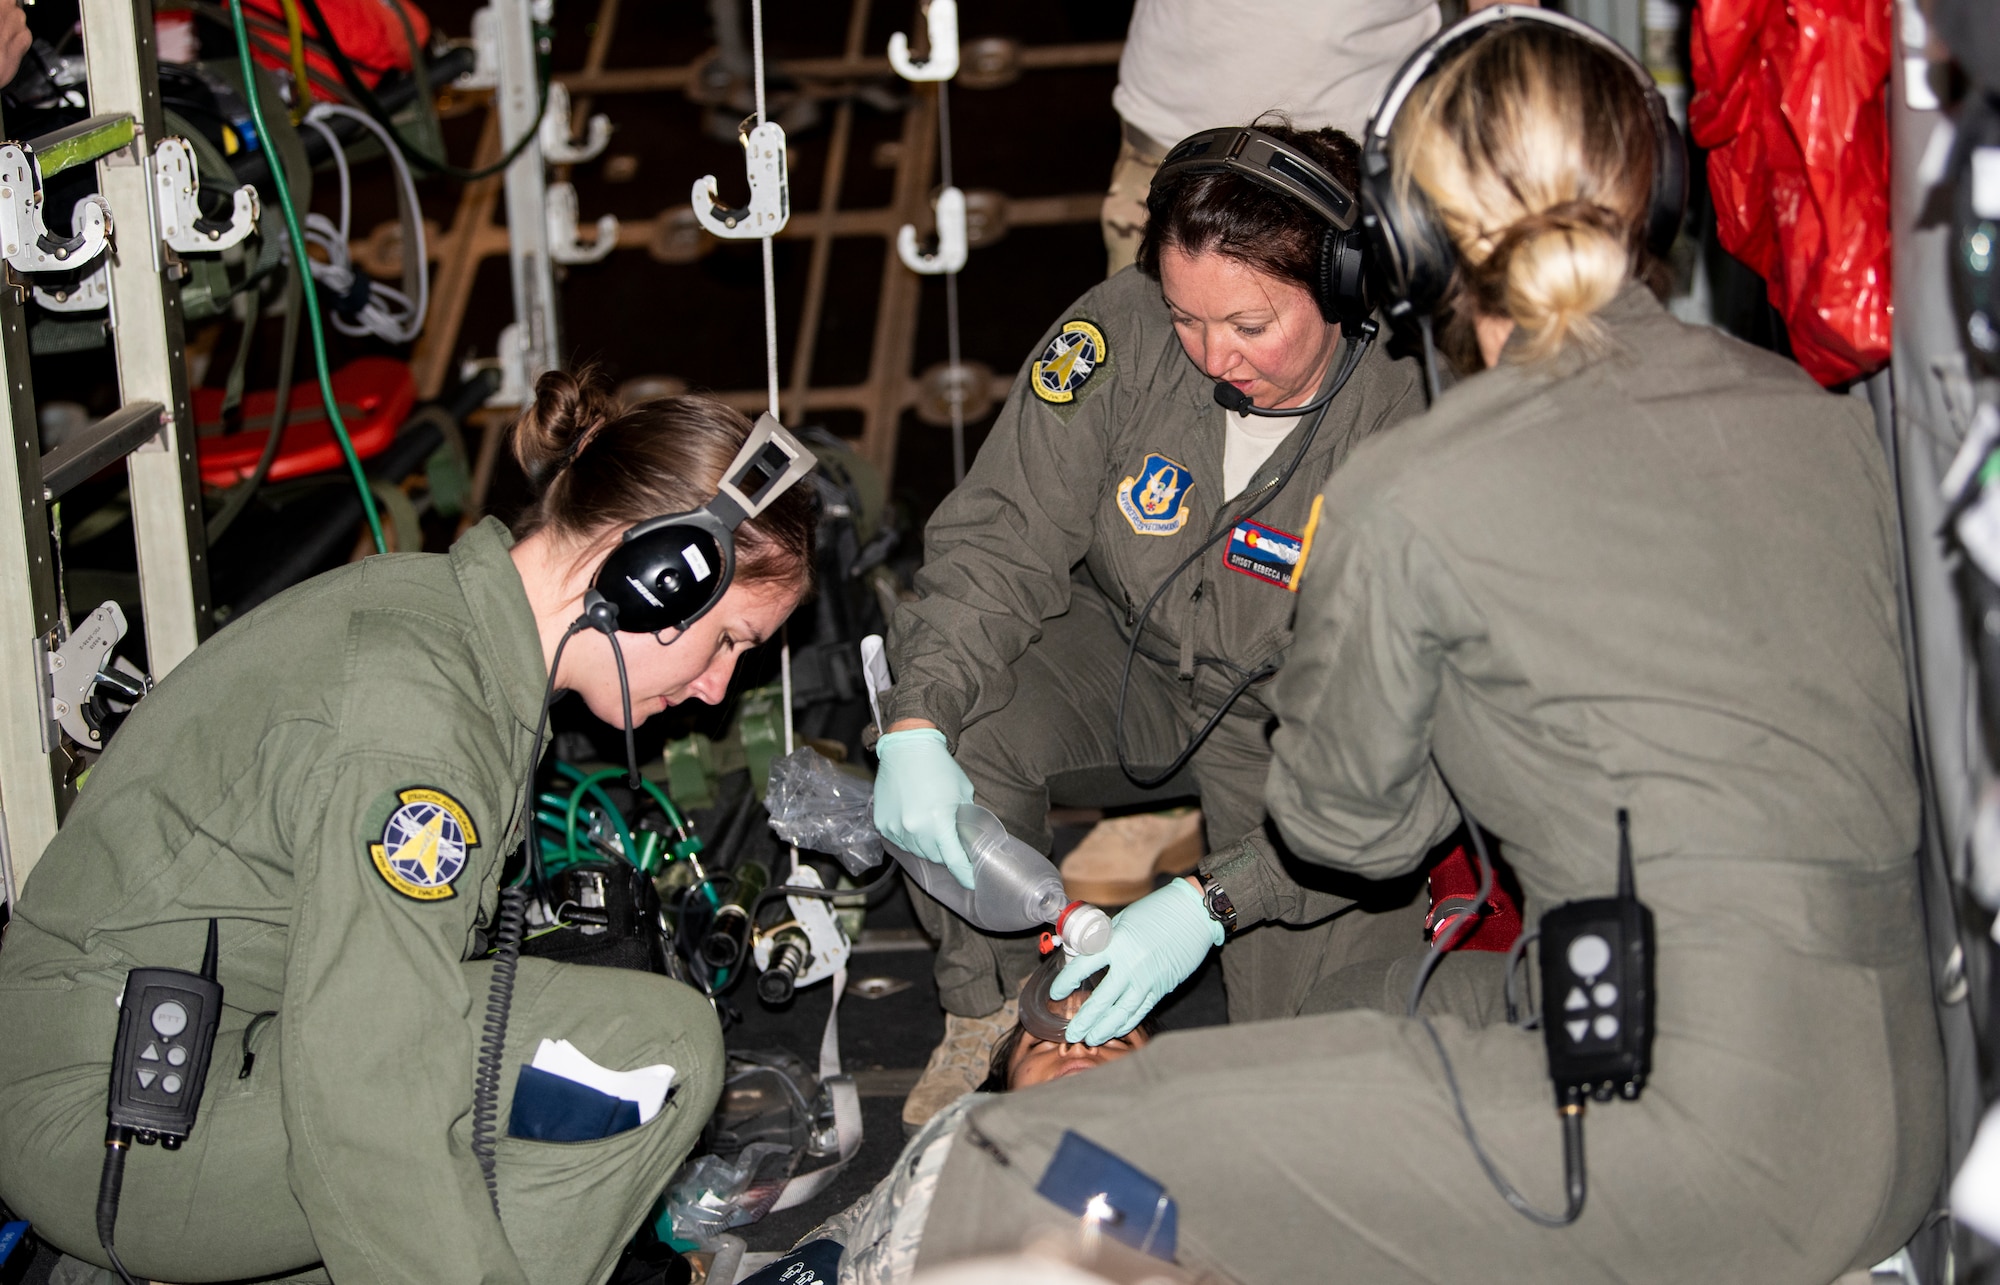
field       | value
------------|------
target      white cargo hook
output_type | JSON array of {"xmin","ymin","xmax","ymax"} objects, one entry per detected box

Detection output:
[
  {"xmin": 888, "ymin": 0, "xmax": 959, "ymax": 81},
  {"xmin": 690, "ymin": 119, "xmax": 790, "ymax": 239},
  {"xmin": 153, "ymin": 137, "xmax": 258, "ymax": 253},
  {"xmin": 547, "ymin": 181, "xmax": 617, "ymax": 264},
  {"xmin": 539, "ymin": 82, "xmax": 612, "ymax": 166},
  {"xmin": 896, "ymin": 184, "xmax": 966, "ymax": 274}
]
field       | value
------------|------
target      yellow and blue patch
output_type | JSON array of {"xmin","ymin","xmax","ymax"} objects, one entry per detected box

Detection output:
[
  {"xmin": 1118, "ymin": 453, "xmax": 1194, "ymax": 536},
  {"xmin": 1223, "ymin": 518, "xmax": 1303, "ymax": 589},
  {"xmin": 1032, "ymin": 320, "xmax": 1108, "ymax": 406},
  {"xmin": 370, "ymin": 787, "xmax": 478, "ymax": 901}
]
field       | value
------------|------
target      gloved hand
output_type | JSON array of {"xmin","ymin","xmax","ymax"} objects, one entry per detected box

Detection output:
[
  {"xmin": 1052, "ymin": 877, "xmax": 1223, "ymax": 1046},
  {"xmin": 873, "ymin": 727, "xmax": 977, "ymax": 887}
]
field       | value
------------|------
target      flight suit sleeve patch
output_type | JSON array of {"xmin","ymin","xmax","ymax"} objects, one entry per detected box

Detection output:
[
  {"xmin": 368, "ymin": 787, "xmax": 479, "ymax": 901},
  {"xmin": 1030, "ymin": 319, "xmax": 1111, "ymax": 415}
]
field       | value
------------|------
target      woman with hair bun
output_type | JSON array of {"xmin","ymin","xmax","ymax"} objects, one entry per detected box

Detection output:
[
  {"xmin": 908, "ymin": 13, "xmax": 1947, "ymax": 1281},
  {"xmin": 0, "ymin": 370, "xmax": 815, "ymax": 1284}
]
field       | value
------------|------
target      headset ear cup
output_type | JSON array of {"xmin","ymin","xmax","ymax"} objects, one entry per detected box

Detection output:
[{"xmin": 1315, "ymin": 225, "xmax": 1343, "ymax": 325}]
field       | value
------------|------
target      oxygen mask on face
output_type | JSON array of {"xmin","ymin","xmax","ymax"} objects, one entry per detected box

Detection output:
[{"xmin": 1019, "ymin": 947, "xmax": 1112, "ymax": 1043}]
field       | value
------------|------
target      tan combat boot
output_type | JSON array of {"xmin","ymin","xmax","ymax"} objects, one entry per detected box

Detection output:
[
  {"xmin": 1059, "ymin": 808, "xmax": 1204, "ymax": 907},
  {"xmin": 902, "ymin": 998, "xmax": 1019, "ymax": 1134}
]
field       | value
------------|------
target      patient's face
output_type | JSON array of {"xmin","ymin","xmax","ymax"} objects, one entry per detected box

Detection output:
[{"xmin": 1007, "ymin": 989, "xmax": 1152, "ymax": 1089}]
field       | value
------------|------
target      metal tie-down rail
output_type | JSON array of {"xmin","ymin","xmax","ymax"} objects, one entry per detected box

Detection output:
[{"xmin": 0, "ymin": 0, "xmax": 260, "ymax": 903}]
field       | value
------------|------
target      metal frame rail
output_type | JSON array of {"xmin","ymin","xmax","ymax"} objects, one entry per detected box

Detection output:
[{"xmin": 0, "ymin": 0, "xmax": 214, "ymax": 905}]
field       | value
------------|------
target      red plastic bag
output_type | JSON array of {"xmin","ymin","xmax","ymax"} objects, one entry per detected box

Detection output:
[
  {"xmin": 1689, "ymin": 0, "xmax": 1892, "ymax": 386},
  {"xmin": 242, "ymin": 0, "xmax": 432, "ymax": 92}
]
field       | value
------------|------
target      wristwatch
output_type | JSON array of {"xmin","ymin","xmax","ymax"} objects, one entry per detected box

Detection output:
[{"xmin": 1194, "ymin": 872, "xmax": 1238, "ymax": 936}]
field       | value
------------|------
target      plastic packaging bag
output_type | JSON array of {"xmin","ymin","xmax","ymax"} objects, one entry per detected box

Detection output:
[
  {"xmin": 663, "ymin": 1143, "xmax": 798, "ymax": 1243},
  {"xmin": 764, "ymin": 747, "xmax": 884, "ymax": 875},
  {"xmin": 1689, "ymin": 0, "xmax": 1891, "ymax": 386}
]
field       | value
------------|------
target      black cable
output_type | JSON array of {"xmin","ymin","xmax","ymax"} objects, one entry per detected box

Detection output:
[
  {"xmin": 1503, "ymin": 926, "xmax": 1540, "ymax": 1029},
  {"xmin": 1413, "ymin": 769, "xmax": 1585, "ymax": 1228},
  {"xmin": 599, "ymin": 626, "xmax": 642, "ymax": 791},
  {"xmin": 1418, "ymin": 315, "xmax": 1444, "ymax": 404},
  {"xmin": 517, "ymin": 618, "xmax": 589, "ymax": 908},
  {"xmin": 97, "ymin": 1129, "xmax": 140, "ymax": 1285},
  {"xmin": 1113, "ymin": 325, "xmax": 1374, "ymax": 790},
  {"xmin": 293, "ymin": 0, "xmax": 550, "ymax": 183},
  {"xmin": 471, "ymin": 885, "xmax": 525, "ymax": 1213}
]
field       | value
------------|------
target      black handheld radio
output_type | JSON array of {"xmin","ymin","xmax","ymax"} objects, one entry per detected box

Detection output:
[
  {"xmin": 99, "ymin": 920, "xmax": 224, "ymax": 1285},
  {"xmin": 1537, "ymin": 809, "xmax": 1656, "ymax": 1106}
]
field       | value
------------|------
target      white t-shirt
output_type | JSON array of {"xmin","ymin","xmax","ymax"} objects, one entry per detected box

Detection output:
[
  {"xmin": 1222, "ymin": 406, "xmax": 1306, "ymax": 499},
  {"xmin": 1113, "ymin": 0, "xmax": 1443, "ymax": 147}
]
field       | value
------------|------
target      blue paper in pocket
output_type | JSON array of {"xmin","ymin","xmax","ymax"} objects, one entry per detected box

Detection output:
[
  {"xmin": 508, "ymin": 1065, "xmax": 643, "ymax": 1142},
  {"xmin": 1034, "ymin": 1130, "xmax": 1177, "ymax": 1259}
]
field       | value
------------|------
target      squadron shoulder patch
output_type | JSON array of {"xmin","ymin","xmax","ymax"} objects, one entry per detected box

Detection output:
[
  {"xmin": 1117, "ymin": 453, "xmax": 1194, "ymax": 536},
  {"xmin": 369, "ymin": 787, "xmax": 478, "ymax": 901},
  {"xmin": 1032, "ymin": 320, "xmax": 1109, "ymax": 407}
]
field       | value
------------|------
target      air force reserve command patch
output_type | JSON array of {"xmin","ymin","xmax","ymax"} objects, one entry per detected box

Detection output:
[
  {"xmin": 1118, "ymin": 453, "xmax": 1193, "ymax": 536},
  {"xmin": 1032, "ymin": 319, "xmax": 1108, "ymax": 407},
  {"xmin": 1223, "ymin": 518, "xmax": 1303, "ymax": 589},
  {"xmin": 370, "ymin": 787, "xmax": 478, "ymax": 901}
]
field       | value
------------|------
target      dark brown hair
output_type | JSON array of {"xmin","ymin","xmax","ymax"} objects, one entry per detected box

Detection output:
[
  {"xmin": 1135, "ymin": 117, "xmax": 1362, "ymax": 293},
  {"xmin": 509, "ymin": 367, "xmax": 816, "ymax": 589}
]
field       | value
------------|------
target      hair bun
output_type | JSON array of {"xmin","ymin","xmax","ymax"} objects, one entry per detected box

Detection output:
[
  {"xmin": 512, "ymin": 366, "xmax": 620, "ymax": 489},
  {"xmin": 1473, "ymin": 201, "xmax": 1630, "ymax": 360}
]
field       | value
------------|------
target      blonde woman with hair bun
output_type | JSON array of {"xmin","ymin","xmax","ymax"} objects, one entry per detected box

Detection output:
[{"xmin": 903, "ymin": 12, "xmax": 1950, "ymax": 1281}]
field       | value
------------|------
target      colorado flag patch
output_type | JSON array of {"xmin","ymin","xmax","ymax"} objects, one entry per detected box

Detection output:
[{"xmin": 1222, "ymin": 519, "xmax": 1302, "ymax": 589}]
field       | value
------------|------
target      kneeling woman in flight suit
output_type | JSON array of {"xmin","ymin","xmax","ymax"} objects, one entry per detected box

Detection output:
[
  {"xmin": 905, "ymin": 11, "xmax": 1948, "ymax": 1282},
  {"xmin": 0, "ymin": 373, "xmax": 815, "ymax": 1285},
  {"xmin": 875, "ymin": 121, "xmax": 1423, "ymax": 1126}
]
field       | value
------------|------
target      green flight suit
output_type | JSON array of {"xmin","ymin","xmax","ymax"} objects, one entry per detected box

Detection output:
[
  {"xmin": 0, "ymin": 518, "xmax": 723, "ymax": 1285},
  {"xmin": 909, "ymin": 286, "xmax": 1948, "ymax": 1282},
  {"xmin": 884, "ymin": 265, "xmax": 1426, "ymax": 1022}
]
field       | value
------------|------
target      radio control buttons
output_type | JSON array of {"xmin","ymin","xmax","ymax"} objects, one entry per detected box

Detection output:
[
  {"xmin": 140, "ymin": 1043, "xmax": 160, "ymax": 1061},
  {"xmin": 166, "ymin": 1045, "xmax": 188, "ymax": 1067},
  {"xmin": 136, "ymin": 1070, "xmax": 157, "ymax": 1089},
  {"xmin": 1566, "ymin": 933, "xmax": 1611, "ymax": 980},
  {"xmin": 161, "ymin": 1074, "xmax": 182, "ymax": 1095},
  {"xmin": 150, "ymin": 1001, "xmax": 188, "ymax": 1037}
]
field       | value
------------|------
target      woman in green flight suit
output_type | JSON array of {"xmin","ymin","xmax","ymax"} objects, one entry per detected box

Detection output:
[{"xmin": 0, "ymin": 371, "xmax": 815, "ymax": 1285}]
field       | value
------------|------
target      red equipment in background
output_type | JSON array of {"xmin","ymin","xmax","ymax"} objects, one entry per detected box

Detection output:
[
  {"xmin": 194, "ymin": 357, "xmax": 415, "ymax": 490},
  {"xmin": 241, "ymin": 0, "xmax": 431, "ymax": 91},
  {"xmin": 1689, "ymin": 0, "xmax": 1893, "ymax": 387}
]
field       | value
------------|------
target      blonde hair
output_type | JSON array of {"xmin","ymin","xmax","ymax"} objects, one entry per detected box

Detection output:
[{"xmin": 1393, "ymin": 22, "xmax": 1657, "ymax": 362}]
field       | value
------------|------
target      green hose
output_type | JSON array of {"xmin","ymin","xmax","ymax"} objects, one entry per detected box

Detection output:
[
  {"xmin": 563, "ymin": 768, "xmax": 639, "ymax": 873},
  {"xmin": 229, "ymin": 0, "xmax": 388, "ymax": 555}
]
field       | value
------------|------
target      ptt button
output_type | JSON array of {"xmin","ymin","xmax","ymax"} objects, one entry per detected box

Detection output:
[
  {"xmin": 1566, "ymin": 934, "xmax": 1612, "ymax": 980},
  {"xmin": 1593, "ymin": 1014, "xmax": 1620, "ymax": 1040},
  {"xmin": 1593, "ymin": 981, "xmax": 1619, "ymax": 1008},
  {"xmin": 166, "ymin": 1045, "xmax": 188, "ymax": 1067},
  {"xmin": 150, "ymin": 1001, "xmax": 188, "ymax": 1037},
  {"xmin": 140, "ymin": 1043, "xmax": 160, "ymax": 1062},
  {"xmin": 1564, "ymin": 986, "xmax": 1588, "ymax": 1011},
  {"xmin": 161, "ymin": 1074, "xmax": 182, "ymax": 1095},
  {"xmin": 135, "ymin": 1069, "xmax": 156, "ymax": 1089},
  {"xmin": 1566, "ymin": 1019, "xmax": 1589, "ymax": 1043}
]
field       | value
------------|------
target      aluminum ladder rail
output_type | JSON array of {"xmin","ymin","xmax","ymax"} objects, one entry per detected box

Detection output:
[{"xmin": 0, "ymin": 0, "xmax": 210, "ymax": 906}]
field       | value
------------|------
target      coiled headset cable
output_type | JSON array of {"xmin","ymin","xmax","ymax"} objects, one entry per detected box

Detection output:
[{"xmin": 1113, "ymin": 321, "xmax": 1374, "ymax": 790}]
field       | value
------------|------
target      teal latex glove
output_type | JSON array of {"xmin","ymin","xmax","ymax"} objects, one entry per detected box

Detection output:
[
  {"xmin": 873, "ymin": 728, "xmax": 977, "ymax": 887},
  {"xmin": 1052, "ymin": 877, "xmax": 1223, "ymax": 1046}
]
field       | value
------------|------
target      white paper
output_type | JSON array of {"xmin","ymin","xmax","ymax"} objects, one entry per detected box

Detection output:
[{"xmin": 530, "ymin": 1038, "xmax": 674, "ymax": 1124}]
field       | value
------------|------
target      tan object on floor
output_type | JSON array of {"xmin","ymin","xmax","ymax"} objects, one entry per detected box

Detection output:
[
  {"xmin": 1060, "ymin": 808, "xmax": 1204, "ymax": 907},
  {"xmin": 903, "ymin": 1000, "xmax": 1019, "ymax": 1135}
]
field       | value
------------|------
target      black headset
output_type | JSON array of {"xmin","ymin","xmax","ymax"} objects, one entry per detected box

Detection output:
[
  {"xmin": 584, "ymin": 412, "xmax": 818, "ymax": 636},
  {"xmin": 1147, "ymin": 125, "xmax": 1373, "ymax": 329},
  {"xmin": 1358, "ymin": 4, "xmax": 1689, "ymax": 323}
]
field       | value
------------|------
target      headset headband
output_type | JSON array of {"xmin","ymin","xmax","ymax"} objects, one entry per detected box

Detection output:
[
  {"xmin": 589, "ymin": 412, "xmax": 817, "ymax": 635},
  {"xmin": 1152, "ymin": 127, "xmax": 1359, "ymax": 233},
  {"xmin": 1359, "ymin": 4, "xmax": 1688, "ymax": 319}
]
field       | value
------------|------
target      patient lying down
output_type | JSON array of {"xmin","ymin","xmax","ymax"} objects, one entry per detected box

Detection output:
[{"xmin": 748, "ymin": 974, "xmax": 1156, "ymax": 1285}]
